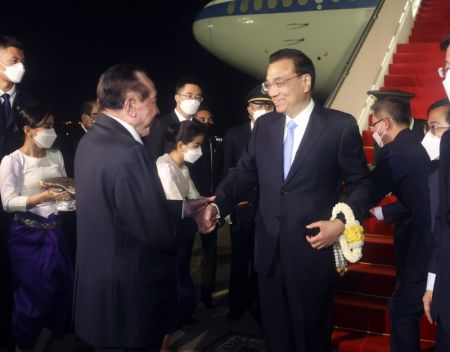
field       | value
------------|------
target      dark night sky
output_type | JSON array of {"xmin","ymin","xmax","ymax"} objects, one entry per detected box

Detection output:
[{"xmin": 0, "ymin": 1, "xmax": 258, "ymax": 134}]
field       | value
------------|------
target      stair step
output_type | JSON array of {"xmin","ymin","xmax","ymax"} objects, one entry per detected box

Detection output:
[
  {"xmin": 382, "ymin": 86, "xmax": 446, "ymax": 100},
  {"xmin": 392, "ymin": 52, "xmax": 443, "ymax": 65},
  {"xmin": 363, "ymin": 217, "xmax": 394, "ymax": 236},
  {"xmin": 337, "ymin": 263, "xmax": 396, "ymax": 297},
  {"xmin": 384, "ymin": 74, "xmax": 442, "ymax": 87},
  {"xmin": 363, "ymin": 146, "xmax": 374, "ymax": 164},
  {"xmin": 333, "ymin": 292, "xmax": 436, "ymax": 340},
  {"xmin": 389, "ymin": 63, "xmax": 439, "ymax": 75},
  {"xmin": 332, "ymin": 328, "xmax": 435, "ymax": 352},
  {"xmin": 362, "ymin": 235, "xmax": 395, "ymax": 266}
]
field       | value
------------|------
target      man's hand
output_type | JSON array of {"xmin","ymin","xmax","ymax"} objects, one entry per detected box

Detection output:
[
  {"xmin": 423, "ymin": 290, "xmax": 434, "ymax": 324},
  {"xmin": 194, "ymin": 203, "xmax": 219, "ymax": 234},
  {"xmin": 305, "ymin": 219, "xmax": 345, "ymax": 250},
  {"xmin": 183, "ymin": 196, "xmax": 215, "ymax": 218}
]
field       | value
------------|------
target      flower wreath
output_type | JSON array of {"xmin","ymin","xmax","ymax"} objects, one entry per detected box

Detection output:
[{"xmin": 331, "ymin": 203, "xmax": 364, "ymax": 276}]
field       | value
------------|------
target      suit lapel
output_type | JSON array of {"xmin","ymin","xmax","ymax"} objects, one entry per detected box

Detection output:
[
  {"xmin": 269, "ymin": 113, "xmax": 286, "ymax": 186},
  {"xmin": 284, "ymin": 106, "xmax": 326, "ymax": 184}
]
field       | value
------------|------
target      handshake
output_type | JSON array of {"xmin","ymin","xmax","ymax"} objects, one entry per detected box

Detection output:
[{"xmin": 183, "ymin": 196, "xmax": 219, "ymax": 234}]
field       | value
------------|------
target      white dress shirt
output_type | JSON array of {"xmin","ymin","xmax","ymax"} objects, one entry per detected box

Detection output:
[
  {"xmin": 106, "ymin": 114, "xmax": 143, "ymax": 144},
  {"xmin": 283, "ymin": 99, "xmax": 315, "ymax": 166},
  {"xmin": 174, "ymin": 108, "xmax": 193, "ymax": 122},
  {"xmin": 0, "ymin": 85, "xmax": 17, "ymax": 109},
  {"xmin": 0, "ymin": 149, "xmax": 66, "ymax": 218}
]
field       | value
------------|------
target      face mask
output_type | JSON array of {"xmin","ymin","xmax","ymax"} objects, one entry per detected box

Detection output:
[
  {"xmin": 443, "ymin": 72, "xmax": 450, "ymax": 101},
  {"xmin": 0, "ymin": 62, "xmax": 25, "ymax": 83},
  {"xmin": 183, "ymin": 146, "xmax": 202, "ymax": 164},
  {"xmin": 252, "ymin": 109, "xmax": 270, "ymax": 121},
  {"xmin": 179, "ymin": 99, "xmax": 200, "ymax": 116},
  {"xmin": 421, "ymin": 131, "xmax": 441, "ymax": 160},
  {"xmin": 34, "ymin": 128, "xmax": 57, "ymax": 149},
  {"xmin": 372, "ymin": 123, "xmax": 386, "ymax": 148}
]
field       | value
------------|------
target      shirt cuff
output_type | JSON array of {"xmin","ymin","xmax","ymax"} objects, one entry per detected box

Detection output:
[
  {"xmin": 427, "ymin": 272, "xmax": 436, "ymax": 291},
  {"xmin": 373, "ymin": 206, "xmax": 384, "ymax": 221},
  {"xmin": 210, "ymin": 203, "xmax": 221, "ymax": 219}
]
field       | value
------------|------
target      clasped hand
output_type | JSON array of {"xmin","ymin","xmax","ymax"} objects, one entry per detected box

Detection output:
[
  {"xmin": 183, "ymin": 196, "xmax": 219, "ymax": 234},
  {"xmin": 305, "ymin": 219, "xmax": 345, "ymax": 250}
]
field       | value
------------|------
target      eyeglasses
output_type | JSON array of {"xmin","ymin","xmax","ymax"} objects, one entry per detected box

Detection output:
[
  {"xmin": 178, "ymin": 94, "xmax": 203, "ymax": 102},
  {"xmin": 261, "ymin": 74, "xmax": 301, "ymax": 92},
  {"xmin": 368, "ymin": 118, "xmax": 383, "ymax": 129},
  {"xmin": 438, "ymin": 66, "xmax": 449, "ymax": 79},
  {"xmin": 424, "ymin": 124, "xmax": 450, "ymax": 135}
]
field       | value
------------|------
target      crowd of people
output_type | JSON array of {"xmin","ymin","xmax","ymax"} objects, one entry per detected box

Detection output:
[{"xmin": 0, "ymin": 32, "xmax": 450, "ymax": 352}]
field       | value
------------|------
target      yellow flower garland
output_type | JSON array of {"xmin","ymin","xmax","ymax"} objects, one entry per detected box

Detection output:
[{"xmin": 331, "ymin": 203, "xmax": 365, "ymax": 276}]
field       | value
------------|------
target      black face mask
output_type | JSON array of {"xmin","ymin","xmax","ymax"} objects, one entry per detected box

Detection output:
[{"xmin": 194, "ymin": 119, "xmax": 215, "ymax": 136}]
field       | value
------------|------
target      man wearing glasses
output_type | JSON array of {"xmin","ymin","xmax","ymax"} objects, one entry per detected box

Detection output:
[
  {"xmin": 145, "ymin": 77, "xmax": 203, "ymax": 158},
  {"xmin": 212, "ymin": 49, "xmax": 371, "ymax": 352},
  {"xmin": 368, "ymin": 97, "xmax": 432, "ymax": 352}
]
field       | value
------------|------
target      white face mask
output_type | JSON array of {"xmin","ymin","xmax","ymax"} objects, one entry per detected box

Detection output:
[
  {"xmin": 179, "ymin": 99, "xmax": 201, "ymax": 116},
  {"xmin": 372, "ymin": 123, "xmax": 386, "ymax": 148},
  {"xmin": 34, "ymin": 128, "xmax": 57, "ymax": 149},
  {"xmin": 442, "ymin": 71, "xmax": 450, "ymax": 101},
  {"xmin": 251, "ymin": 109, "xmax": 271, "ymax": 121},
  {"xmin": 0, "ymin": 62, "xmax": 25, "ymax": 83},
  {"xmin": 183, "ymin": 146, "xmax": 202, "ymax": 164},
  {"xmin": 421, "ymin": 131, "xmax": 441, "ymax": 160}
]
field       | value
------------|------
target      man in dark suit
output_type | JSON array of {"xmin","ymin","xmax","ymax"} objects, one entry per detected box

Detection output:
[
  {"xmin": 222, "ymin": 86, "xmax": 274, "ymax": 321},
  {"xmin": 145, "ymin": 77, "xmax": 203, "ymax": 158},
  {"xmin": 368, "ymin": 97, "xmax": 432, "ymax": 352},
  {"xmin": 211, "ymin": 49, "xmax": 371, "ymax": 352},
  {"xmin": 74, "ymin": 64, "xmax": 213, "ymax": 352},
  {"xmin": 0, "ymin": 35, "xmax": 37, "ymax": 350},
  {"xmin": 191, "ymin": 106, "xmax": 223, "ymax": 308}
]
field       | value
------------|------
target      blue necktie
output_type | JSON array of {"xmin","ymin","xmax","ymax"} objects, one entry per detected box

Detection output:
[
  {"xmin": 1, "ymin": 93, "xmax": 11, "ymax": 126},
  {"xmin": 283, "ymin": 119, "xmax": 297, "ymax": 179}
]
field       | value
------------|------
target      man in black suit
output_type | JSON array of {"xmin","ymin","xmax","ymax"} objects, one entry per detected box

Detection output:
[
  {"xmin": 59, "ymin": 99, "xmax": 99, "ymax": 177},
  {"xmin": 145, "ymin": 77, "xmax": 203, "ymax": 158},
  {"xmin": 191, "ymin": 106, "xmax": 223, "ymax": 308},
  {"xmin": 74, "ymin": 64, "xmax": 214, "ymax": 352},
  {"xmin": 368, "ymin": 97, "xmax": 432, "ymax": 352},
  {"xmin": 222, "ymin": 86, "xmax": 274, "ymax": 321},
  {"xmin": 0, "ymin": 35, "xmax": 37, "ymax": 350},
  {"xmin": 211, "ymin": 49, "xmax": 371, "ymax": 352}
]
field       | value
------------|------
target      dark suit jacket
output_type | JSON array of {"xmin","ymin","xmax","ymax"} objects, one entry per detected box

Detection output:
[
  {"xmin": 370, "ymin": 129, "xmax": 432, "ymax": 283},
  {"xmin": 74, "ymin": 114, "xmax": 182, "ymax": 348},
  {"xmin": 223, "ymin": 122, "xmax": 257, "ymax": 221},
  {"xmin": 216, "ymin": 105, "xmax": 371, "ymax": 281},
  {"xmin": 144, "ymin": 111, "xmax": 179, "ymax": 158},
  {"xmin": 430, "ymin": 130, "xmax": 450, "ymax": 333},
  {"xmin": 0, "ymin": 87, "xmax": 38, "ymax": 160}
]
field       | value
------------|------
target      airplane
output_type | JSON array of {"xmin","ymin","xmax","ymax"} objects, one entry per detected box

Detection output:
[{"xmin": 193, "ymin": 0, "xmax": 381, "ymax": 100}]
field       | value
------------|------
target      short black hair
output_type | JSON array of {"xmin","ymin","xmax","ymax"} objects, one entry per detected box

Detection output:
[
  {"xmin": 165, "ymin": 120, "xmax": 205, "ymax": 151},
  {"xmin": 18, "ymin": 104, "xmax": 53, "ymax": 132},
  {"xmin": 269, "ymin": 49, "xmax": 316, "ymax": 90},
  {"xmin": 428, "ymin": 98, "xmax": 450, "ymax": 124},
  {"xmin": 440, "ymin": 35, "xmax": 450, "ymax": 51},
  {"xmin": 97, "ymin": 64, "xmax": 150, "ymax": 110},
  {"xmin": 0, "ymin": 35, "xmax": 24, "ymax": 51},
  {"xmin": 175, "ymin": 77, "xmax": 203, "ymax": 94},
  {"xmin": 371, "ymin": 97, "xmax": 410, "ymax": 126}
]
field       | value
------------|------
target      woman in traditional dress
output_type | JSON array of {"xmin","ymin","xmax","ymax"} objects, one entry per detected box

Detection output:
[
  {"xmin": 156, "ymin": 120, "xmax": 205, "ymax": 352},
  {"xmin": 0, "ymin": 105, "xmax": 73, "ymax": 352}
]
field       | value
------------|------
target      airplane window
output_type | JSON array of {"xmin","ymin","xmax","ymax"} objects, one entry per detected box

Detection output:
[
  {"xmin": 268, "ymin": 0, "xmax": 277, "ymax": 9},
  {"xmin": 227, "ymin": 1, "xmax": 236, "ymax": 15},
  {"xmin": 254, "ymin": 0, "xmax": 263, "ymax": 10},
  {"xmin": 240, "ymin": 0, "xmax": 249, "ymax": 12},
  {"xmin": 298, "ymin": 0, "xmax": 308, "ymax": 5},
  {"xmin": 283, "ymin": 0, "xmax": 293, "ymax": 6}
]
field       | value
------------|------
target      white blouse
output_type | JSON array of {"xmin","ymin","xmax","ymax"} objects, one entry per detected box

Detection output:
[
  {"xmin": 156, "ymin": 153, "xmax": 200, "ymax": 201},
  {"xmin": 0, "ymin": 149, "xmax": 67, "ymax": 218}
]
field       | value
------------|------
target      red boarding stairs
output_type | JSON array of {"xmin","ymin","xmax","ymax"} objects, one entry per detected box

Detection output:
[{"xmin": 331, "ymin": 0, "xmax": 448, "ymax": 350}]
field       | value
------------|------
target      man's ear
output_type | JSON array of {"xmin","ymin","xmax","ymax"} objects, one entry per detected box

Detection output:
[
  {"xmin": 302, "ymin": 74, "xmax": 312, "ymax": 93},
  {"xmin": 124, "ymin": 97, "xmax": 136, "ymax": 118}
]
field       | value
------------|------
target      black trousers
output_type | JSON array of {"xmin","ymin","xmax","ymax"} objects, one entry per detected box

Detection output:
[
  {"xmin": 229, "ymin": 220, "xmax": 257, "ymax": 314},
  {"xmin": 389, "ymin": 280, "xmax": 426, "ymax": 352},
  {"xmin": 258, "ymin": 258, "xmax": 334, "ymax": 352},
  {"xmin": 435, "ymin": 318, "xmax": 450, "ymax": 352},
  {"xmin": 200, "ymin": 229, "xmax": 217, "ymax": 303}
]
